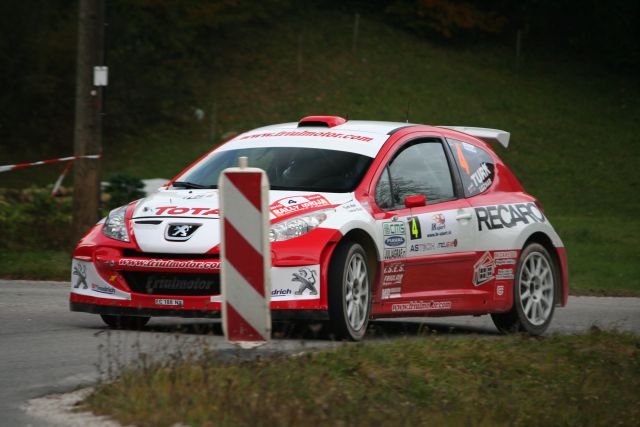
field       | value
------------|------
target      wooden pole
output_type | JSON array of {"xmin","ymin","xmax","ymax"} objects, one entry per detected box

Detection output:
[{"xmin": 72, "ymin": 0, "xmax": 105, "ymax": 244}]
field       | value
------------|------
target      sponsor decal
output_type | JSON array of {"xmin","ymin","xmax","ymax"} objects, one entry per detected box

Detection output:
[
  {"xmin": 427, "ymin": 213, "xmax": 451, "ymax": 237},
  {"xmin": 473, "ymin": 251, "xmax": 518, "ymax": 286},
  {"xmin": 155, "ymin": 298, "xmax": 184, "ymax": 306},
  {"xmin": 384, "ymin": 235, "xmax": 405, "ymax": 247},
  {"xmin": 342, "ymin": 201, "xmax": 363, "ymax": 213},
  {"xmin": 475, "ymin": 203, "xmax": 545, "ymax": 231},
  {"xmin": 271, "ymin": 265, "xmax": 321, "ymax": 300},
  {"xmin": 437, "ymin": 239, "xmax": 458, "ymax": 249},
  {"xmin": 496, "ymin": 268, "xmax": 515, "ymax": 280},
  {"xmin": 164, "ymin": 223, "xmax": 201, "ymax": 241},
  {"xmin": 182, "ymin": 191, "xmax": 217, "ymax": 200},
  {"xmin": 496, "ymin": 285, "xmax": 505, "ymax": 296},
  {"xmin": 238, "ymin": 130, "xmax": 374, "ymax": 142},
  {"xmin": 91, "ymin": 282, "xmax": 116, "ymax": 294},
  {"xmin": 408, "ymin": 217, "xmax": 422, "ymax": 240},
  {"xmin": 473, "ymin": 252, "xmax": 496, "ymax": 286},
  {"xmin": 470, "ymin": 163, "xmax": 493, "ymax": 191},
  {"xmin": 410, "ymin": 242, "xmax": 436, "ymax": 253},
  {"xmin": 495, "ymin": 251, "xmax": 517, "ymax": 259},
  {"xmin": 73, "ymin": 263, "xmax": 88, "ymax": 289},
  {"xmin": 382, "ymin": 221, "xmax": 405, "ymax": 236},
  {"xmin": 391, "ymin": 300, "xmax": 452, "ymax": 312},
  {"xmin": 154, "ymin": 206, "xmax": 218, "ymax": 216},
  {"xmin": 145, "ymin": 275, "xmax": 217, "ymax": 292},
  {"xmin": 381, "ymin": 287, "xmax": 402, "ymax": 300},
  {"xmin": 270, "ymin": 194, "xmax": 331, "ymax": 218},
  {"xmin": 383, "ymin": 262, "xmax": 404, "ymax": 286},
  {"xmin": 118, "ymin": 258, "xmax": 221, "ymax": 270},
  {"xmin": 292, "ymin": 267, "xmax": 318, "ymax": 296},
  {"xmin": 382, "ymin": 221, "xmax": 406, "ymax": 259},
  {"xmin": 384, "ymin": 247, "xmax": 406, "ymax": 260},
  {"xmin": 272, "ymin": 288, "xmax": 292, "ymax": 297}
]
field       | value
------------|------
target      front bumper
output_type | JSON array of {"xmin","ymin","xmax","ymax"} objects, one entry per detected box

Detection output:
[
  {"xmin": 70, "ymin": 257, "xmax": 329, "ymax": 317},
  {"xmin": 70, "ymin": 223, "xmax": 342, "ymax": 319}
]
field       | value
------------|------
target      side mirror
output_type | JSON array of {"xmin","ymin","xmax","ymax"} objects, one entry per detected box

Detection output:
[{"xmin": 404, "ymin": 195, "xmax": 426, "ymax": 208}]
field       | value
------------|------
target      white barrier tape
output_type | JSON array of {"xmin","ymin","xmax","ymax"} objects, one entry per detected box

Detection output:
[{"xmin": 0, "ymin": 154, "xmax": 101, "ymax": 173}]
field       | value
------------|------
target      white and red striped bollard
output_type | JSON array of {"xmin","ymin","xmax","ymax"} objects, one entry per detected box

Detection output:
[{"xmin": 219, "ymin": 157, "xmax": 271, "ymax": 348}]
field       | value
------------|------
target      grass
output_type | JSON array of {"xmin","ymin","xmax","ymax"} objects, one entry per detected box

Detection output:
[
  {"xmin": 1, "ymin": 8, "xmax": 638, "ymax": 293},
  {"xmin": 0, "ymin": 250, "xmax": 70, "ymax": 280},
  {"xmin": 83, "ymin": 331, "xmax": 640, "ymax": 426}
]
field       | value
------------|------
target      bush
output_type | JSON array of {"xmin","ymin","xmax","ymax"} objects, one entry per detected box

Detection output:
[
  {"xmin": 103, "ymin": 173, "xmax": 145, "ymax": 211},
  {"xmin": 0, "ymin": 188, "xmax": 73, "ymax": 250}
]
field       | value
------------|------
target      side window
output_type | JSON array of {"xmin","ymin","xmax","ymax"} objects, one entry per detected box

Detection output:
[
  {"xmin": 375, "ymin": 141, "xmax": 455, "ymax": 211},
  {"xmin": 447, "ymin": 138, "xmax": 495, "ymax": 197},
  {"xmin": 374, "ymin": 168, "xmax": 392, "ymax": 209}
]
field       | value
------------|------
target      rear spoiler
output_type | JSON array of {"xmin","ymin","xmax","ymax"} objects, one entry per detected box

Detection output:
[{"xmin": 437, "ymin": 126, "xmax": 510, "ymax": 149}]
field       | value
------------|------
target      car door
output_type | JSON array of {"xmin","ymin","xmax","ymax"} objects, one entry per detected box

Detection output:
[{"xmin": 373, "ymin": 137, "xmax": 477, "ymax": 307}]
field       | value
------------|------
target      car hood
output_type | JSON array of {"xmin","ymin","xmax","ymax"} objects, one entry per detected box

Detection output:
[{"xmin": 129, "ymin": 189, "xmax": 352, "ymax": 254}]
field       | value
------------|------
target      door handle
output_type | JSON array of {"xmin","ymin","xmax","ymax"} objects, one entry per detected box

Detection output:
[{"xmin": 456, "ymin": 213, "xmax": 472, "ymax": 221}]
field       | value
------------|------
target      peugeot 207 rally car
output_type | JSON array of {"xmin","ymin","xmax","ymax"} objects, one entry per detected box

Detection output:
[{"xmin": 70, "ymin": 116, "xmax": 568, "ymax": 340}]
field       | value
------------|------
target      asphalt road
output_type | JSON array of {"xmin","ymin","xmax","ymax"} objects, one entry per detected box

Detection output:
[{"xmin": 1, "ymin": 280, "xmax": 639, "ymax": 427}]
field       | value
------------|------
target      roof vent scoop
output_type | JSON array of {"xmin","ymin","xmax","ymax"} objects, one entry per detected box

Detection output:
[{"xmin": 298, "ymin": 116, "xmax": 347, "ymax": 128}]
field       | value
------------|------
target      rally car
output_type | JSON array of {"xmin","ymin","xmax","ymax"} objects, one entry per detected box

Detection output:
[{"xmin": 70, "ymin": 116, "xmax": 568, "ymax": 340}]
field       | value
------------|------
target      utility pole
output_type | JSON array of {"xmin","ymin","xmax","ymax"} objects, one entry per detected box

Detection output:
[{"xmin": 72, "ymin": 0, "xmax": 105, "ymax": 244}]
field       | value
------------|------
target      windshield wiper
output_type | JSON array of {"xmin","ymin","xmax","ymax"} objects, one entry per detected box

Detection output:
[{"xmin": 172, "ymin": 181, "xmax": 216, "ymax": 189}]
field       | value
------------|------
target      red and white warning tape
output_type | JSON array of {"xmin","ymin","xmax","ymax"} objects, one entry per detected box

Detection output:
[{"xmin": 0, "ymin": 154, "xmax": 101, "ymax": 174}]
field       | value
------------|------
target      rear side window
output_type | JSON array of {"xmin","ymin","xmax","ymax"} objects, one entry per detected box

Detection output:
[{"xmin": 447, "ymin": 138, "xmax": 495, "ymax": 197}]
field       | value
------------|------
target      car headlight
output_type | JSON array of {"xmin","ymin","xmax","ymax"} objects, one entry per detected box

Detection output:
[
  {"xmin": 269, "ymin": 209, "xmax": 332, "ymax": 242},
  {"xmin": 102, "ymin": 205, "xmax": 130, "ymax": 242}
]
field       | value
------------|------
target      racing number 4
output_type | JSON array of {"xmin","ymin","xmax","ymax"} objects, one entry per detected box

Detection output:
[{"xmin": 409, "ymin": 217, "xmax": 421, "ymax": 240}]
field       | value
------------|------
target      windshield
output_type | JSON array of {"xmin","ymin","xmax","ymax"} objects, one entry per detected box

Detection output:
[{"xmin": 177, "ymin": 147, "xmax": 373, "ymax": 193}]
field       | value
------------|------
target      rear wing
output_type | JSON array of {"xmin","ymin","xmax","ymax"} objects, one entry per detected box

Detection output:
[{"xmin": 437, "ymin": 126, "xmax": 510, "ymax": 149}]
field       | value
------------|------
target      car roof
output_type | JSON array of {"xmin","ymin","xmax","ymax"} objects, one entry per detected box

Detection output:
[
  {"xmin": 218, "ymin": 121, "xmax": 404, "ymax": 157},
  {"xmin": 218, "ymin": 119, "xmax": 506, "ymax": 158}
]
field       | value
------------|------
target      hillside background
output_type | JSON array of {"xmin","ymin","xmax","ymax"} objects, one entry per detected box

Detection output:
[{"xmin": 0, "ymin": 0, "xmax": 638, "ymax": 293}]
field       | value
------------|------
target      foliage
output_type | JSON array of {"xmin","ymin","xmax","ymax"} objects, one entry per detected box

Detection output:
[
  {"xmin": 0, "ymin": 188, "xmax": 73, "ymax": 251},
  {"xmin": 84, "ymin": 331, "xmax": 640, "ymax": 426},
  {"xmin": 0, "ymin": 250, "xmax": 70, "ymax": 280},
  {"xmin": 385, "ymin": 0, "xmax": 507, "ymax": 38},
  {"xmin": 104, "ymin": 173, "xmax": 145, "ymax": 210}
]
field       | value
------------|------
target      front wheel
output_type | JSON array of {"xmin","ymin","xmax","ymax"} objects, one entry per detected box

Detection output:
[
  {"xmin": 491, "ymin": 243, "xmax": 556, "ymax": 335},
  {"xmin": 100, "ymin": 314, "xmax": 150, "ymax": 330},
  {"xmin": 328, "ymin": 241, "xmax": 372, "ymax": 341}
]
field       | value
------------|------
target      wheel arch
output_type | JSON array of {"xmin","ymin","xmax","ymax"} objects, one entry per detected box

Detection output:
[
  {"xmin": 522, "ymin": 231, "xmax": 566, "ymax": 306},
  {"xmin": 340, "ymin": 228, "xmax": 380, "ymax": 289}
]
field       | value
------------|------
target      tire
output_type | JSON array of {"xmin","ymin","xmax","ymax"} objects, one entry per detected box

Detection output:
[
  {"xmin": 328, "ymin": 241, "xmax": 372, "ymax": 341},
  {"xmin": 491, "ymin": 243, "xmax": 556, "ymax": 335},
  {"xmin": 100, "ymin": 314, "xmax": 150, "ymax": 330}
]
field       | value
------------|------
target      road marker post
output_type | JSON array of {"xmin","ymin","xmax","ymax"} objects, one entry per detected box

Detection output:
[{"xmin": 219, "ymin": 157, "xmax": 271, "ymax": 348}]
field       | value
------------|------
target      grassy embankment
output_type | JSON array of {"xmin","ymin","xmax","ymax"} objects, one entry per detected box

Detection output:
[
  {"xmin": 1, "ymin": 9, "xmax": 638, "ymax": 294},
  {"xmin": 83, "ymin": 331, "xmax": 640, "ymax": 426}
]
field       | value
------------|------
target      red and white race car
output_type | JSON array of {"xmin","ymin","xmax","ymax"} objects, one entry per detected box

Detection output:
[{"xmin": 70, "ymin": 116, "xmax": 568, "ymax": 340}]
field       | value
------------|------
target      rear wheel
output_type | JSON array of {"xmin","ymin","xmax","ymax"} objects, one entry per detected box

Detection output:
[
  {"xmin": 328, "ymin": 241, "xmax": 371, "ymax": 341},
  {"xmin": 491, "ymin": 243, "xmax": 556, "ymax": 335},
  {"xmin": 100, "ymin": 314, "xmax": 150, "ymax": 330}
]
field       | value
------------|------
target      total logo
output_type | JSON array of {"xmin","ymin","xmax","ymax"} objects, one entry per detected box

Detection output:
[{"xmin": 154, "ymin": 206, "xmax": 218, "ymax": 216}]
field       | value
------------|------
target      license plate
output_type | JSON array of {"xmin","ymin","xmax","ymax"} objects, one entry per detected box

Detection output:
[{"xmin": 155, "ymin": 298, "xmax": 183, "ymax": 306}]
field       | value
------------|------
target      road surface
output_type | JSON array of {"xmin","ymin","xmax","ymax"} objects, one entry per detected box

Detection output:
[{"xmin": 1, "ymin": 280, "xmax": 638, "ymax": 426}]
